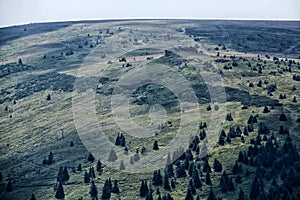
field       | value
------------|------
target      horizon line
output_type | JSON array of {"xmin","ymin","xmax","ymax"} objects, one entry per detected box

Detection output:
[{"xmin": 1, "ymin": 17, "xmax": 300, "ymax": 28}]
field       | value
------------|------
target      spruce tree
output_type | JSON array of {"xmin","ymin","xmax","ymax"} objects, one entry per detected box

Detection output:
[
  {"xmin": 279, "ymin": 113, "xmax": 287, "ymax": 121},
  {"xmin": 213, "ymin": 159, "xmax": 222, "ymax": 172},
  {"xmin": 90, "ymin": 181, "xmax": 98, "ymax": 200},
  {"xmin": 30, "ymin": 194, "xmax": 36, "ymax": 200},
  {"xmin": 205, "ymin": 171, "xmax": 212, "ymax": 185},
  {"xmin": 55, "ymin": 182, "xmax": 65, "ymax": 199},
  {"xmin": 263, "ymin": 106, "xmax": 269, "ymax": 113},
  {"xmin": 232, "ymin": 161, "xmax": 241, "ymax": 174},
  {"xmin": 63, "ymin": 166, "xmax": 69, "ymax": 182},
  {"xmin": 6, "ymin": 180, "xmax": 12, "ymax": 192},
  {"xmin": 157, "ymin": 194, "xmax": 162, "ymax": 200},
  {"xmin": 108, "ymin": 149, "xmax": 117, "ymax": 162},
  {"xmin": 77, "ymin": 163, "xmax": 82, "ymax": 172},
  {"xmin": 207, "ymin": 187, "xmax": 216, "ymax": 200},
  {"xmin": 84, "ymin": 171, "xmax": 90, "ymax": 183},
  {"xmin": 238, "ymin": 188, "xmax": 245, "ymax": 200},
  {"xmin": 119, "ymin": 133, "xmax": 126, "ymax": 147},
  {"xmin": 163, "ymin": 174, "xmax": 171, "ymax": 191},
  {"xmin": 133, "ymin": 149, "xmax": 140, "ymax": 162},
  {"xmin": 218, "ymin": 134, "xmax": 225, "ymax": 145},
  {"xmin": 152, "ymin": 170, "xmax": 163, "ymax": 186},
  {"xmin": 235, "ymin": 175, "xmax": 242, "ymax": 183},
  {"xmin": 188, "ymin": 162, "xmax": 194, "ymax": 176},
  {"xmin": 166, "ymin": 163, "xmax": 174, "ymax": 177},
  {"xmin": 115, "ymin": 133, "xmax": 120, "ymax": 146},
  {"xmin": 153, "ymin": 140, "xmax": 159, "ymax": 150},
  {"xmin": 250, "ymin": 177, "xmax": 260, "ymax": 200},
  {"xmin": 171, "ymin": 179, "xmax": 176, "ymax": 189},
  {"xmin": 220, "ymin": 171, "xmax": 229, "ymax": 192},
  {"xmin": 228, "ymin": 177, "xmax": 235, "ymax": 191},
  {"xmin": 292, "ymin": 96, "xmax": 297, "ymax": 103},
  {"xmin": 46, "ymin": 94, "xmax": 51, "ymax": 101},
  {"xmin": 203, "ymin": 159, "xmax": 211, "ymax": 173},
  {"xmin": 119, "ymin": 160, "xmax": 125, "ymax": 170},
  {"xmin": 88, "ymin": 153, "xmax": 95, "ymax": 162},
  {"xmin": 111, "ymin": 180, "xmax": 120, "ymax": 194},
  {"xmin": 192, "ymin": 169, "xmax": 202, "ymax": 189},
  {"xmin": 97, "ymin": 160, "xmax": 102, "ymax": 175},
  {"xmin": 188, "ymin": 179, "xmax": 196, "ymax": 194},
  {"xmin": 220, "ymin": 175, "xmax": 227, "ymax": 192},
  {"xmin": 176, "ymin": 163, "xmax": 187, "ymax": 178},
  {"xmin": 130, "ymin": 156, "xmax": 134, "ymax": 165},
  {"xmin": 140, "ymin": 180, "xmax": 149, "ymax": 197},
  {"xmin": 57, "ymin": 166, "xmax": 64, "ymax": 182},
  {"xmin": 145, "ymin": 191, "xmax": 154, "ymax": 200},
  {"xmin": 243, "ymin": 126, "xmax": 248, "ymax": 136},
  {"xmin": 89, "ymin": 167, "xmax": 95, "ymax": 179},
  {"xmin": 185, "ymin": 186, "xmax": 194, "ymax": 200},
  {"xmin": 101, "ymin": 180, "xmax": 111, "ymax": 200}
]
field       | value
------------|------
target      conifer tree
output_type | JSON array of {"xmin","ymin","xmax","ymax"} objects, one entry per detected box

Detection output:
[
  {"xmin": 140, "ymin": 180, "xmax": 149, "ymax": 197},
  {"xmin": 84, "ymin": 171, "xmax": 90, "ymax": 183},
  {"xmin": 213, "ymin": 159, "xmax": 222, "ymax": 172},
  {"xmin": 171, "ymin": 179, "xmax": 176, "ymax": 189},
  {"xmin": 203, "ymin": 159, "xmax": 211, "ymax": 173},
  {"xmin": 90, "ymin": 181, "xmax": 98, "ymax": 200},
  {"xmin": 279, "ymin": 113, "xmax": 287, "ymax": 121},
  {"xmin": 88, "ymin": 153, "xmax": 95, "ymax": 162},
  {"xmin": 218, "ymin": 133, "xmax": 225, "ymax": 146},
  {"xmin": 6, "ymin": 180, "xmax": 12, "ymax": 192},
  {"xmin": 63, "ymin": 166, "xmax": 69, "ymax": 182},
  {"xmin": 115, "ymin": 133, "xmax": 120, "ymax": 146},
  {"xmin": 292, "ymin": 96, "xmax": 297, "ymax": 103},
  {"xmin": 119, "ymin": 133, "xmax": 126, "ymax": 147},
  {"xmin": 30, "ymin": 194, "xmax": 36, "ymax": 200},
  {"xmin": 228, "ymin": 177, "xmax": 235, "ymax": 191},
  {"xmin": 220, "ymin": 171, "xmax": 229, "ymax": 192},
  {"xmin": 89, "ymin": 167, "xmax": 95, "ymax": 179},
  {"xmin": 119, "ymin": 160, "xmax": 125, "ymax": 170},
  {"xmin": 250, "ymin": 176, "xmax": 260, "ymax": 200},
  {"xmin": 157, "ymin": 193, "xmax": 162, "ymax": 200},
  {"xmin": 185, "ymin": 186, "xmax": 194, "ymax": 200},
  {"xmin": 101, "ymin": 180, "xmax": 111, "ymax": 200},
  {"xmin": 263, "ymin": 106, "xmax": 269, "ymax": 113},
  {"xmin": 188, "ymin": 179, "xmax": 196, "ymax": 194},
  {"xmin": 152, "ymin": 170, "xmax": 163, "ymax": 186},
  {"xmin": 153, "ymin": 140, "xmax": 159, "ymax": 150},
  {"xmin": 133, "ymin": 149, "xmax": 140, "ymax": 162},
  {"xmin": 192, "ymin": 169, "xmax": 202, "ymax": 189},
  {"xmin": 176, "ymin": 163, "xmax": 187, "ymax": 178},
  {"xmin": 111, "ymin": 180, "xmax": 120, "ymax": 194},
  {"xmin": 238, "ymin": 188, "xmax": 245, "ymax": 200},
  {"xmin": 205, "ymin": 171, "xmax": 212, "ymax": 185},
  {"xmin": 163, "ymin": 173, "xmax": 171, "ymax": 191},
  {"xmin": 243, "ymin": 126, "xmax": 248, "ymax": 136},
  {"xmin": 55, "ymin": 182, "xmax": 65, "ymax": 199},
  {"xmin": 97, "ymin": 160, "xmax": 102, "ymax": 174},
  {"xmin": 77, "ymin": 163, "xmax": 82, "ymax": 172},
  {"xmin": 207, "ymin": 187, "xmax": 216, "ymax": 200},
  {"xmin": 145, "ymin": 191, "xmax": 154, "ymax": 200},
  {"xmin": 188, "ymin": 162, "xmax": 194, "ymax": 176},
  {"xmin": 200, "ymin": 129, "xmax": 206, "ymax": 140},
  {"xmin": 108, "ymin": 149, "xmax": 117, "ymax": 162}
]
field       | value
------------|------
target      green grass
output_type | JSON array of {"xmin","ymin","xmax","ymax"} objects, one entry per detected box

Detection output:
[{"xmin": 0, "ymin": 19, "xmax": 299, "ymax": 200}]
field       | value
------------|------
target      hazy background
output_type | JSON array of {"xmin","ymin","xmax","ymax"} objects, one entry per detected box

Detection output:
[{"xmin": 0, "ymin": 0, "xmax": 299, "ymax": 27}]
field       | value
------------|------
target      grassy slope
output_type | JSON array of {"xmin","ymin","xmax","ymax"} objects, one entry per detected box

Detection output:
[{"xmin": 0, "ymin": 20, "xmax": 299, "ymax": 200}]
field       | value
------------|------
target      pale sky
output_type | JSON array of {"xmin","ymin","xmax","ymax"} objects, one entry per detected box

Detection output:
[{"xmin": 0, "ymin": 0, "xmax": 299, "ymax": 27}]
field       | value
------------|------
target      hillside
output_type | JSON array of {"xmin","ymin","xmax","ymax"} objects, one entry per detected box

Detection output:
[{"xmin": 0, "ymin": 19, "xmax": 300, "ymax": 200}]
